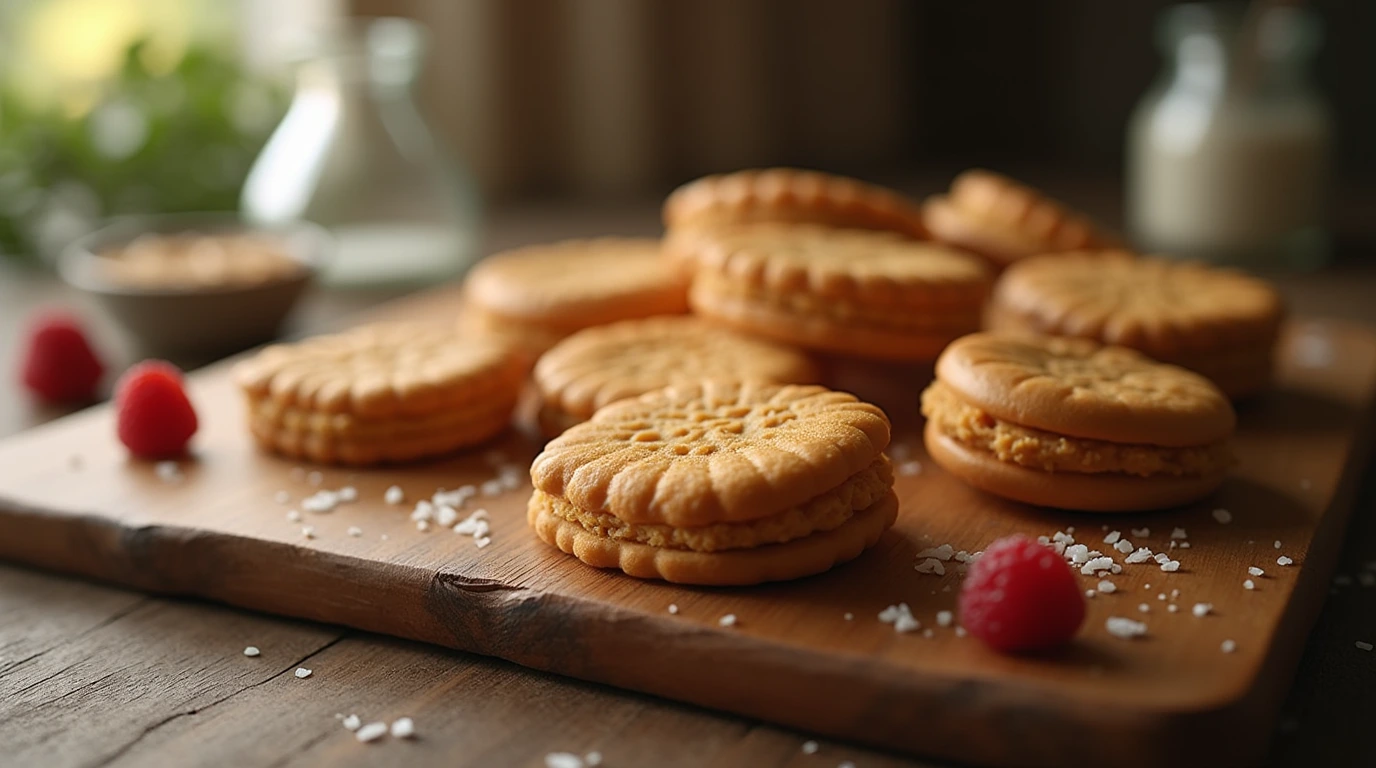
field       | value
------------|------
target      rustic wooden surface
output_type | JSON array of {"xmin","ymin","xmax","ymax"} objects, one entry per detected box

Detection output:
[
  {"xmin": 1, "ymin": 287, "xmax": 1375, "ymax": 766},
  {"xmin": 2, "ymin": 196, "xmax": 1376, "ymax": 768}
]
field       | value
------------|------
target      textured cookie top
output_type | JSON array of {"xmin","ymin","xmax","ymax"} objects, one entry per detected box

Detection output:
[
  {"xmin": 663, "ymin": 168, "xmax": 928, "ymax": 239},
  {"xmin": 534, "ymin": 317, "xmax": 818, "ymax": 421},
  {"xmin": 690, "ymin": 224, "xmax": 991, "ymax": 306},
  {"xmin": 924, "ymin": 169, "xmax": 1116, "ymax": 264},
  {"xmin": 531, "ymin": 381, "xmax": 891, "ymax": 527},
  {"xmin": 464, "ymin": 238, "xmax": 689, "ymax": 327},
  {"xmin": 935, "ymin": 333, "xmax": 1235, "ymax": 447},
  {"xmin": 234, "ymin": 322, "xmax": 522, "ymax": 419},
  {"xmin": 994, "ymin": 251, "xmax": 1285, "ymax": 356}
]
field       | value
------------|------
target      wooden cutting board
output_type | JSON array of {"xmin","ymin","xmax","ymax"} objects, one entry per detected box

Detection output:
[{"xmin": 1, "ymin": 286, "xmax": 1374, "ymax": 768}]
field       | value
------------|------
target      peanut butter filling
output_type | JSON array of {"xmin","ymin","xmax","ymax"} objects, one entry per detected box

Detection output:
[
  {"xmin": 922, "ymin": 382, "xmax": 1231, "ymax": 477},
  {"xmin": 534, "ymin": 456, "xmax": 893, "ymax": 552}
]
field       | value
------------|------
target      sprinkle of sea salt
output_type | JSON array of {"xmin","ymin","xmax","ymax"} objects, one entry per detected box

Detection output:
[
  {"xmin": 1125, "ymin": 547, "xmax": 1154, "ymax": 564},
  {"xmin": 356, "ymin": 722, "xmax": 388, "ymax": 743},
  {"xmin": 286, "ymin": 510, "xmax": 302, "ymax": 523},
  {"xmin": 955, "ymin": 626, "xmax": 967, "ymax": 637},
  {"xmin": 347, "ymin": 526, "xmax": 362, "ymax": 537},
  {"xmin": 1097, "ymin": 580, "xmax": 1117, "ymax": 594},
  {"xmin": 802, "ymin": 741, "xmax": 820, "ymax": 754},
  {"xmin": 1274, "ymin": 540, "xmax": 1283, "ymax": 549},
  {"xmin": 1131, "ymin": 527, "xmax": 1150, "ymax": 537},
  {"xmin": 1104, "ymin": 530, "xmax": 1122, "ymax": 544},
  {"xmin": 1168, "ymin": 604, "xmax": 1179, "ymax": 612},
  {"xmin": 436, "ymin": 505, "xmax": 460, "ymax": 528},
  {"xmin": 585, "ymin": 752, "xmax": 602, "ymax": 767},
  {"xmin": 1179, "ymin": 541, "xmax": 1191, "ymax": 549},
  {"xmin": 243, "ymin": 646, "xmax": 260, "ymax": 657},
  {"xmin": 1192, "ymin": 603, "xmax": 1213, "ymax": 617},
  {"xmin": 1138, "ymin": 603, "xmax": 1150, "ymax": 613},
  {"xmin": 410, "ymin": 500, "xmax": 435, "ymax": 521},
  {"xmin": 1158, "ymin": 593, "xmax": 1167, "ymax": 601},
  {"xmin": 1248, "ymin": 566, "xmax": 1265, "ymax": 577},
  {"xmin": 384, "ymin": 485, "xmax": 405, "ymax": 505},
  {"xmin": 1221, "ymin": 639, "xmax": 1237, "ymax": 653},
  {"xmin": 307, "ymin": 471, "xmax": 323, "ymax": 486},
  {"xmin": 295, "ymin": 667, "xmax": 312, "ymax": 679},
  {"xmin": 342, "ymin": 714, "xmax": 361, "ymax": 731},
  {"xmin": 1066, "ymin": 544, "xmax": 1090, "ymax": 563},
  {"xmin": 1357, "ymin": 641, "xmax": 1374, "ymax": 651},
  {"xmin": 667, "ymin": 604, "xmax": 679, "ymax": 615},
  {"xmin": 1086, "ymin": 589, "xmax": 1096, "ymax": 598},
  {"xmin": 897, "ymin": 460, "xmax": 923, "ymax": 476},
  {"xmin": 719, "ymin": 614, "xmax": 738, "ymax": 628},
  {"xmin": 301, "ymin": 526, "xmax": 316, "ymax": 539},
  {"xmin": 915, "ymin": 544, "xmax": 955, "ymax": 561},
  {"xmin": 390, "ymin": 718, "xmax": 415, "ymax": 738},
  {"xmin": 1170, "ymin": 527, "xmax": 1188, "ymax": 539},
  {"xmin": 416, "ymin": 520, "xmax": 430, "ymax": 532},
  {"xmin": 1106, "ymin": 617, "xmax": 1148, "ymax": 639},
  {"xmin": 1114, "ymin": 539, "xmax": 1134, "ymax": 554},
  {"xmin": 936, "ymin": 610, "xmax": 953, "ymax": 627},
  {"xmin": 1244, "ymin": 579, "xmax": 1256, "ymax": 590},
  {"xmin": 1080, "ymin": 556, "xmax": 1114, "ymax": 575},
  {"xmin": 480, "ymin": 479, "xmax": 504, "ymax": 497},
  {"xmin": 1212, "ymin": 508, "xmax": 1232, "ymax": 524},
  {"xmin": 1160, "ymin": 560, "xmax": 1181, "ymax": 572},
  {"xmin": 878, "ymin": 603, "xmax": 920, "ymax": 633}
]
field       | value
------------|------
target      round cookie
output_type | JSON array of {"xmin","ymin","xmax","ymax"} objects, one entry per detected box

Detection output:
[
  {"xmin": 461, "ymin": 238, "xmax": 690, "ymax": 358},
  {"xmin": 528, "ymin": 381, "xmax": 896, "ymax": 584},
  {"xmin": 532, "ymin": 316, "xmax": 819, "ymax": 437},
  {"xmin": 923, "ymin": 169, "xmax": 1118, "ymax": 267},
  {"xmin": 687, "ymin": 224, "xmax": 992, "ymax": 362},
  {"xmin": 988, "ymin": 250, "xmax": 1284, "ymax": 398},
  {"xmin": 234, "ymin": 322, "xmax": 523, "ymax": 465},
  {"xmin": 922, "ymin": 333, "xmax": 1235, "ymax": 512},
  {"xmin": 664, "ymin": 167, "xmax": 928, "ymax": 239}
]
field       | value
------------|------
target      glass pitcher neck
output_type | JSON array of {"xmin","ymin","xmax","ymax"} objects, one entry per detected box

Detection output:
[
  {"xmin": 291, "ymin": 17, "xmax": 424, "ymax": 93},
  {"xmin": 1157, "ymin": 2, "xmax": 1322, "ymax": 94}
]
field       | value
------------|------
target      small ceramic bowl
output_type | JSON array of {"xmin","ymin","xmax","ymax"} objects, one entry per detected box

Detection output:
[{"xmin": 59, "ymin": 214, "xmax": 332, "ymax": 357}]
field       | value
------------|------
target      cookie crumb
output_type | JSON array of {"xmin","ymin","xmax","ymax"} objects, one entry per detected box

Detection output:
[
  {"xmin": 1221, "ymin": 639, "xmax": 1237, "ymax": 653},
  {"xmin": 243, "ymin": 646, "xmax": 260, "ymax": 657},
  {"xmin": 1211, "ymin": 508, "xmax": 1232, "ymax": 524},
  {"xmin": 385, "ymin": 485, "xmax": 405, "ymax": 505},
  {"xmin": 356, "ymin": 722, "xmax": 388, "ymax": 743},
  {"xmin": 718, "ymin": 614, "xmax": 738, "ymax": 628},
  {"xmin": 294, "ymin": 667, "xmax": 312, "ymax": 679},
  {"xmin": 390, "ymin": 718, "xmax": 415, "ymax": 738}
]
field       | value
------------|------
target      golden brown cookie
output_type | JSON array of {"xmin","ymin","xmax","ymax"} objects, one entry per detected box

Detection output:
[
  {"xmin": 988, "ymin": 250, "xmax": 1285, "ymax": 398},
  {"xmin": 532, "ymin": 316, "xmax": 819, "ymax": 437},
  {"xmin": 234, "ymin": 322, "xmax": 523, "ymax": 465},
  {"xmin": 686, "ymin": 224, "xmax": 992, "ymax": 362},
  {"xmin": 461, "ymin": 238, "xmax": 690, "ymax": 359},
  {"xmin": 921, "ymin": 333, "xmax": 1235, "ymax": 511},
  {"xmin": 923, "ymin": 169, "xmax": 1119, "ymax": 267},
  {"xmin": 664, "ymin": 168, "xmax": 928, "ymax": 239},
  {"xmin": 528, "ymin": 381, "xmax": 896, "ymax": 584}
]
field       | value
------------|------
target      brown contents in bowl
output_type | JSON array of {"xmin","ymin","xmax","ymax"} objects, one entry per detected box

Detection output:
[{"xmin": 99, "ymin": 233, "xmax": 304, "ymax": 289}]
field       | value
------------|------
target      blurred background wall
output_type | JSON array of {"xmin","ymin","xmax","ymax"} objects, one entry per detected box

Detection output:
[{"xmin": 332, "ymin": 0, "xmax": 1376, "ymax": 200}]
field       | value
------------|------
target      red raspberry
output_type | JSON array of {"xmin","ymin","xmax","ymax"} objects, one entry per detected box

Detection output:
[
  {"xmin": 19, "ymin": 311, "xmax": 106, "ymax": 403},
  {"xmin": 959, "ymin": 534, "xmax": 1086, "ymax": 652},
  {"xmin": 115, "ymin": 360, "xmax": 198, "ymax": 458}
]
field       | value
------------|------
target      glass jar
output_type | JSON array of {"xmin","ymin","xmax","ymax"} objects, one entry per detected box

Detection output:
[
  {"xmin": 1126, "ymin": 2, "xmax": 1331, "ymax": 270},
  {"xmin": 240, "ymin": 17, "xmax": 480, "ymax": 287}
]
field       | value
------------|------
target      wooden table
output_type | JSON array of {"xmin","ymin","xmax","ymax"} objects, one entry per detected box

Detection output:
[{"xmin": 3, "ymin": 198, "xmax": 1374, "ymax": 768}]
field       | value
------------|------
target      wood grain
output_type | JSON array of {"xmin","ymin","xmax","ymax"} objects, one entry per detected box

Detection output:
[{"xmin": 0, "ymin": 284, "xmax": 1374, "ymax": 768}]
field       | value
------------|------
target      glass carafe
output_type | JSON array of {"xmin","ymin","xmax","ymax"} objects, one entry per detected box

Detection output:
[
  {"xmin": 241, "ymin": 17, "xmax": 480, "ymax": 287},
  {"xmin": 1126, "ymin": 2, "xmax": 1331, "ymax": 270}
]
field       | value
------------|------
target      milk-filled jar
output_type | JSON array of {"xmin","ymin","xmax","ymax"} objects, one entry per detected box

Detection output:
[{"xmin": 1127, "ymin": 3, "xmax": 1331, "ymax": 270}]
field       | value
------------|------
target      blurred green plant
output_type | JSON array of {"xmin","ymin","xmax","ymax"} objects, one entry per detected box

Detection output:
[{"xmin": 0, "ymin": 38, "xmax": 284, "ymax": 263}]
